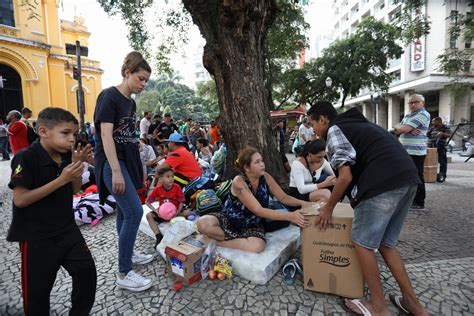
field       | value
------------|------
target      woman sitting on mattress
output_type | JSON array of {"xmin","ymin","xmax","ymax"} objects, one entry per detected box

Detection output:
[{"xmin": 197, "ymin": 147, "xmax": 312, "ymax": 253}]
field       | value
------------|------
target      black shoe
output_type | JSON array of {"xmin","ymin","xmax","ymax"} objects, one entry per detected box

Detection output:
[
  {"xmin": 410, "ymin": 204, "xmax": 425, "ymax": 211},
  {"xmin": 154, "ymin": 234, "xmax": 163, "ymax": 249},
  {"xmin": 436, "ymin": 173, "xmax": 446, "ymax": 183}
]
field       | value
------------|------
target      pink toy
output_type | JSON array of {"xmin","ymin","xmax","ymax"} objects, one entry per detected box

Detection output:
[{"xmin": 158, "ymin": 202, "xmax": 177, "ymax": 221}]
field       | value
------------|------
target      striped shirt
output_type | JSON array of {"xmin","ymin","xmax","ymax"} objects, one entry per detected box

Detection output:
[{"xmin": 399, "ymin": 108, "xmax": 430, "ymax": 156}]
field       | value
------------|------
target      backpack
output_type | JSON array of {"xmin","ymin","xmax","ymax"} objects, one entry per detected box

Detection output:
[
  {"xmin": 27, "ymin": 125, "xmax": 39, "ymax": 144},
  {"xmin": 195, "ymin": 190, "xmax": 222, "ymax": 216},
  {"xmin": 215, "ymin": 179, "xmax": 232, "ymax": 202},
  {"xmin": 182, "ymin": 176, "xmax": 216, "ymax": 203}
]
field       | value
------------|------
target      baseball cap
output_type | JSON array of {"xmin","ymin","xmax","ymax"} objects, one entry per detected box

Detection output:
[
  {"xmin": 164, "ymin": 132, "xmax": 185, "ymax": 143},
  {"xmin": 158, "ymin": 202, "xmax": 177, "ymax": 221}
]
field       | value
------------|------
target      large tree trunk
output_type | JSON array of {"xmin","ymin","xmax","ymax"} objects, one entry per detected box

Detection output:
[{"xmin": 183, "ymin": 0, "xmax": 288, "ymax": 185}]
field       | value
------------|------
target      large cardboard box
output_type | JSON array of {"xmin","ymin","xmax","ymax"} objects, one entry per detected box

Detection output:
[
  {"xmin": 301, "ymin": 203, "xmax": 364, "ymax": 298},
  {"xmin": 165, "ymin": 233, "xmax": 211, "ymax": 285},
  {"xmin": 423, "ymin": 166, "xmax": 438, "ymax": 183},
  {"xmin": 424, "ymin": 148, "xmax": 438, "ymax": 167}
]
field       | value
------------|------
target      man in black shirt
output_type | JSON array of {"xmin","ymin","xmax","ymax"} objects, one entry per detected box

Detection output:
[
  {"xmin": 148, "ymin": 114, "xmax": 162, "ymax": 146},
  {"xmin": 8, "ymin": 108, "xmax": 96, "ymax": 315},
  {"xmin": 156, "ymin": 113, "xmax": 178, "ymax": 143}
]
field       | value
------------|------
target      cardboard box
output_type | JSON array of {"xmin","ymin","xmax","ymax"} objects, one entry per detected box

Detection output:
[
  {"xmin": 301, "ymin": 203, "xmax": 364, "ymax": 298},
  {"xmin": 424, "ymin": 166, "xmax": 438, "ymax": 183},
  {"xmin": 165, "ymin": 233, "xmax": 211, "ymax": 285},
  {"xmin": 424, "ymin": 148, "xmax": 438, "ymax": 167}
]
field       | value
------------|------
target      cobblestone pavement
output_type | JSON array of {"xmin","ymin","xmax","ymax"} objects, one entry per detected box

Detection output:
[{"xmin": 0, "ymin": 153, "xmax": 473, "ymax": 315}]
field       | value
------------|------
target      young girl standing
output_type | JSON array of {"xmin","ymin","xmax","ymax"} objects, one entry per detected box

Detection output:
[{"xmin": 94, "ymin": 51, "xmax": 153, "ymax": 292}]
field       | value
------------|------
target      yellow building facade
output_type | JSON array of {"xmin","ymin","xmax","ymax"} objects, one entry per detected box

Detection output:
[{"xmin": 0, "ymin": 0, "xmax": 102, "ymax": 122}]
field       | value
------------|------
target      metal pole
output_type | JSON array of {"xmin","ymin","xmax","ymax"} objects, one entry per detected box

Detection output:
[{"xmin": 75, "ymin": 40, "xmax": 86, "ymax": 137}]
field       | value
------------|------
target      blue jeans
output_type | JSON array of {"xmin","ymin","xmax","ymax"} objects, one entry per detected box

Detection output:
[
  {"xmin": 352, "ymin": 185, "xmax": 417, "ymax": 250},
  {"xmin": 103, "ymin": 160, "xmax": 143, "ymax": 274},
  {"xmin": 0, "ymin": 136, "xmax": 9, "ymax": 160}
]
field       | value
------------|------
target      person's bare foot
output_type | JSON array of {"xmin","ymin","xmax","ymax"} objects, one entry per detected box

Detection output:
[{"xmin": 343, "ymin": 299, "xmax": 390, "ymax": 316}]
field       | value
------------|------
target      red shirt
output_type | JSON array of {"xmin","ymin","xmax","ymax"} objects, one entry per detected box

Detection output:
[
  {"xmin": 147, "ymin": 183, "xmax": 185, "ymax": 208},
  {"xmin": 209, "ymin": 126, "xmax": 221, "ymax": 145},
  {"xmin": 9, "ymin": 121, "xmax": 29, "ymax": 154},
  {"xmin": 165, "ymin": 146, "xmax": 201, "ymax": 180}
]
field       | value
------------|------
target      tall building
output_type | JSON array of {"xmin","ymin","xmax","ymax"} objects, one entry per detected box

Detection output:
[
  {"xmin": 0, "ymin": 0, "xmax": 103, "ymax": 122},
  {"xmin": 331, "ymin": 0, "xmax": 473, "ymax": 128}
]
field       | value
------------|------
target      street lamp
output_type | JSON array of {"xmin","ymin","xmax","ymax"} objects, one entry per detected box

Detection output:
[{"xmin": 325, "ymin": 77, "xmax": 332, "ymax": 88}]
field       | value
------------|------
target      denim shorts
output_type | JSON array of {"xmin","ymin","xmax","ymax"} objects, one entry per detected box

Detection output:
[{"xmin": 351, "ymin": 185, "xmax": 417, "ymax": 250}]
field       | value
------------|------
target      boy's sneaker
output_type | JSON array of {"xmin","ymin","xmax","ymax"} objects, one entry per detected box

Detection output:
[
  {"xmin": 116, "ymin": 271, "xmax": 152, "ymax": 292},
  {"xmin": 132, "ymin": 251, "xmax": 154, "ymax": 265},
  {"xmin": 410, "ymin": 204, "xmax": 425, "ymax": 211},
  {"xmin": 154, "ymin": 234, "xmax": 163, "ymax": 250}
]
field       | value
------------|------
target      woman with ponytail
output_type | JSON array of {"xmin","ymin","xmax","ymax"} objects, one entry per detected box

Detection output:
[
  {"xmin": 289, "ymin": 139, "xmax": 336, "ymax": 204},
  {"xmin": 94, "ymin": 51, "xmax": 153, "ymax": 292},
  {"xmin": 197, "ymin": 147, "xmax": 313, "ymax": 253}
]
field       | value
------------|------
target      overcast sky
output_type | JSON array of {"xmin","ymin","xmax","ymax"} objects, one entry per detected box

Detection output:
[{"xmin": 60, "ymin": 0, "xmax": 333, "ymax": 88}]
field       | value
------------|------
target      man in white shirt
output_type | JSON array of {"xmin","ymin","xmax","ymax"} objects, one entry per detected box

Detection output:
[
  {"xmin": 139, "ymin": 112, "xmax": 152, "ymax": 139},
  {"xmin": 298, "ymin": 118, "xmax": 314, "ymax": 146}
]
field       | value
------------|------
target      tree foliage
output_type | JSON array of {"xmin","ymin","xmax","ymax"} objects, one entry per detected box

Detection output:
[
  {"xmin": 195, "ymin": 80, "xmax": 219, "ymax": 120},
  {"xmin": 395, "ymin": 0, "xmax": 474, "ymax": 102},
  {"xmin": 305, "ymin": 17, "xmax": 403, "ymax": 106},
  {"xmin": 265, "ymin": 1, "xmax": 308, "ymax": 109}
]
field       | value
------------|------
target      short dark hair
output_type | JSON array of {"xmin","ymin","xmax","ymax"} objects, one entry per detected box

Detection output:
[
  {"xmin": 186, "ymin": 118, "xmax": 192, "ymax": 122},
  {"xmin": 21, "ymin": 107, "xmax": 32, "ymax": 115},
  {"xmin": 307, "ymin": 101, "xmax": 338, "ymax": 122},
  {"xmin": 433, "ymin": 117, "xmax": 442, "ymax": 123},
  {"xmin": 144, "ymin": 112, "xmax": 149, "ymax": 116},
  {"xmin": 157, "ymin": 166, "xmax": 173, "ymax": 177},
  {"xmin": 37, "ymin": 107, "xmax": 78, "ymax": 129},
  {"xmin": 153, "ymin": 114, "xmax": 161, "ymax": 119},
  {"xmin": 299, "ymin": 139, "xmax": 327, "ymax": 157},
  {"xmin": 197, "ymin": 137, "xmax": 209, "ymax": 146},
  {"xmin": 164, "ymin": 113, "xmax": 172, "ymax": 117}
]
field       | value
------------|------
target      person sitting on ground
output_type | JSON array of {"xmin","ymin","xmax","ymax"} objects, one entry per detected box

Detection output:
[
  {"xmin": 155, "ymin": 143, "xmax": 168, "ymax": 165},
  {"xmin": 155, "ymin": 132, "xmax": 201, "ymax": 187},
  {"xmin": 197, "ymin": 147, "xmax": 312, "ymax": 253},
  {"xmin": 288, "ymin": 139, "xmax": 336, "ymax": 206},
  {"xmin": 139, "ymin": 138, "xmax": 157, "ymax": 178},
  {"xmin": 146, "ymin": 166, "xmax": 186, "ymax": 249},
  {"xmin": 196, "ymin": 137, "xmax": 213, "ymax": 163}
]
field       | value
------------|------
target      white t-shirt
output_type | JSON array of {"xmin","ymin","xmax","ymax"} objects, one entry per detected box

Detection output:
[
  {"xmin": 298, "ymin": 124, "xmax": 313, "ymax": 145},
  {"xmin": 140, "ymin": 118, "xmax": 151, "ymax": 138},
  {"xmin": 289, "ymin": 159, "xmax": 334, "ymax": 194}
]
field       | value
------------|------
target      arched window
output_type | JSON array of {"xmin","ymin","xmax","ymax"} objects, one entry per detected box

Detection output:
[{"xmin": 0, "ymin": 0, "xmax": 15, "ymax": 27}]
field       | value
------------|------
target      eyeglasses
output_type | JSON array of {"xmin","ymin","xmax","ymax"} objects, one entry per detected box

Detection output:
[{"xmin": 408, "ymin": 101, "xmax": 421, "ymax": 105}]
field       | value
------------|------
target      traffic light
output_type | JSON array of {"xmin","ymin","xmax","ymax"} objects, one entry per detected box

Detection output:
[{"xmin": 73, "ymin": 66, "xmax": 79, "ymax": 80}]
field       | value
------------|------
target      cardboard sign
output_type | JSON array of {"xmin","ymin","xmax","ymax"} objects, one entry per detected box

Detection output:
[
  {"xmin": 165, "ymin": 233, "xmax": 212, "ymax": 285},
  {"xmin": 301, "ymin": 203, "xmax": 364, "ymax": 298}
]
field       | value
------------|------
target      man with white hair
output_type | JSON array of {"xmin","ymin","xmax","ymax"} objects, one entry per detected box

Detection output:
[
  {"xmin": 6, "ymin": 110, "xmax": 29, "ymax": 155},
  {"xmin": 394, "ymin": 94, "xmax": 431, "ymax": 211}
]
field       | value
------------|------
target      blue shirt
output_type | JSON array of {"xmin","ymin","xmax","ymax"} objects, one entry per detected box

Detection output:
[{"xmin": 399, "ymin": 108, "xmax": 430, "ymax": 156}]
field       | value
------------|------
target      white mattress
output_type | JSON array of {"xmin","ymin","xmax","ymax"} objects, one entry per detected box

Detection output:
[{"xmin": 138, "ymin": 205, "xmax": 301, "ymax": 284}]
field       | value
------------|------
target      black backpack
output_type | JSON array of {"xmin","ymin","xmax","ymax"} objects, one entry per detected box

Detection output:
[{"xmin": 27, "ymin": 125, "xmax": 39, "ymax": 144}]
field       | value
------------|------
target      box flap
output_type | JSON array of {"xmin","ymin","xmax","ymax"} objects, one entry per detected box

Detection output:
[{"xmin": 303, "ymin": 203, "xmax": 353, "ymax": 219}]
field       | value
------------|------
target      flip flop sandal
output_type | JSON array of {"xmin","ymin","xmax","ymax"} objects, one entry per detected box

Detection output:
[
  {"xmin": 282, "ymin": 260, "xmax": 297, "ymax": 285},
  {"xmin": 389, "ymin": 294, "xmax": 412, "ymax": 315},
  {"xmin": 288, "ymin": 258, "xmax": 303, "ymax": 275},
  {"xmin": 340, "ymin": 298, "xmax": 372, "ymax": 316}
]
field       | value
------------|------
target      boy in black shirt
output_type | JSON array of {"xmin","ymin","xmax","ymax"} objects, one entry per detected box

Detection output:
[{"xmin": 7, "ymin": 107, "xmax": 97, "ymax": 315}]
